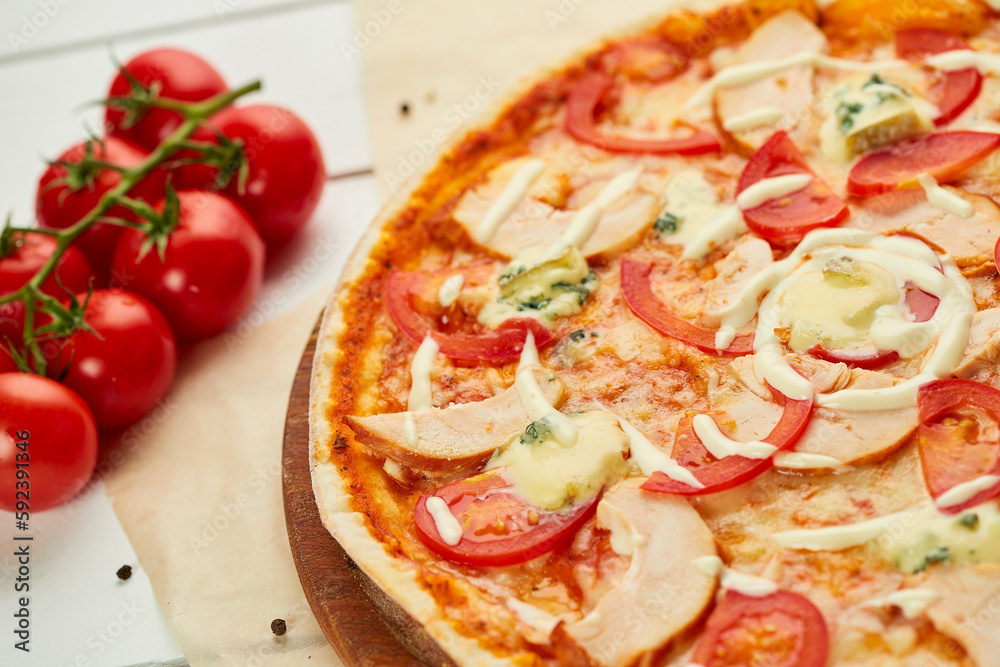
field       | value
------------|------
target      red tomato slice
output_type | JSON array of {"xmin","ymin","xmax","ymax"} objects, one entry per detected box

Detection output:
[
  {"xmin": 847, "ymin": 132, "xmax": 1000, "ymax": 197},
  {"xmin": 414, "ymin": 469, "xmax": 599, "ymax": 566},
  {"xmin": 384, "ymin": 269, "xmax": 554, "ymax": 363},
  {"xmin": 896, "ymin": 29, "xmax": 982, "ymax": 127},
  {"xmin": 620, "ymin": 257, "xmax": 753, "ymax": 355},
  {"xmin": 641, "ymin": 386, "xmax": 813, "ymax": 495},
  {"xmin": 691, "ymin": 590, "xmax": 829, "ymax": 667},
  {"xmin": 917, "ymin": 379, "xmax": 1000, "ymax": 514},
  {"xmin": 737, "ymin": 131, "xmax": 849, "ymax": 242},
  {"xmin": 807, "ymin": 345, "xmax": 899, "ymax": 370},
  {"xmin": 565, "ymin": 72, "xmax": 721, "ymax": 155}
]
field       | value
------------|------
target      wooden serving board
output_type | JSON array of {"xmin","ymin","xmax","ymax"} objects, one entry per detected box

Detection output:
[{"xmin": 281, "ymin": 317, "xmax": 429, "ymax": 666}]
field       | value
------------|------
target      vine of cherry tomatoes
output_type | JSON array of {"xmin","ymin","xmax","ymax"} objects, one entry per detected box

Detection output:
[{"xmin": 0, "ymin": 48, "xmax": 326, "ymax": 511}]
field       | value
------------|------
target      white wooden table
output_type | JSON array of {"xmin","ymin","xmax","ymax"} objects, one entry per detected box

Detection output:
[{"xmin": 0, "ymin": 1, "xmax": 377, "ymax": 664}]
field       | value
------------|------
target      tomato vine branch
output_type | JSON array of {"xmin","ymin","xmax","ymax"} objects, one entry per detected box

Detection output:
[{"xmin": 0, "ymin": 79, "xmax": 261, "ymax": 374}]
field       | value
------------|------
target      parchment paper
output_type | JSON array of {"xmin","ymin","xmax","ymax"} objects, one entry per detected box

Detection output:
[
  {"xmin": 104, "ymin": 290, "xmax": 342, "ymax": 667},
  {"xmin": 357, "ymin": 0, "xmax": 711, "ymax": 196}
]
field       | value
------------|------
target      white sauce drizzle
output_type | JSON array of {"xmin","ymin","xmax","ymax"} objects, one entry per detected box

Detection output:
[
  {"xmin": 715, "ymin": 228, "xmax": 976, "ymax": 408},
  {"xmin": 437, "ymin": 274, "xmax": 465, "ymax": 307},
  {"xmin": 425, "ymin": 496, "xmax": 463, "ymax": 546},
  {"xmin": 681, "ymin": 174, "xmax": 811, "ymax": 263},
  {"xmin": 927, "ymin": 49, "xmax": 1000, "ymax": 77},
  {"xmin": 517, "ymin": 330, "xmax": 540, "ymax": 373},
  {"xmin": 609, "ymin": 410, "xmax": 705, "ymax": 488},
  {"xmin": 722, "ymin": 106, "xmax": 785, "ymax": 132},
  {"xmin": 686, "ymin": 52, "xmax": 908, "ymax": 109},
  {"xmin": 936, "ymin": 474, "xmax": 1000, "ymax": 509},
  {"xmin": 867, "ymin": 589, "xmax": 941, "ymax": 620},
  {"xmin": 773, "ymin": 451, "xmax": 851, "ymax": 471},
  {"xmin": 407, "ymin": 335, "xmax": 439, "ymax": 412},
  {"xmin": 691, "ymin": 414, "xmax": 778, "ymax": 460},
  {"xmin": 693, "ymin": 555, "xmax": 779, "ymax": 597},
  {"xmin": 681, "ymin": 206, "xmax": 746, "ymax": 261},
  {"xmin": 917, "ymin": 173, "xmax": 975, "ymax": 218},
  {"xmin": 707, "ymin": 368, "xmax": 720, "ymax": 394},
  {"xmin": 474, "ymin": 158, "xmax": 546, "ymax": 243},
  {"xmin": 403, "ymin": 412, "xmax": 419, "ymax": 448},
  {"xmin": 773, "ymin": 509, "xmax": 918, "ymax": 551},
  {"xmin": 543, "ymin": 168, "xmax": 641, "ymax": 261},
  {"xmin": 597, "ymin": 498, "xmax": 647, "ymax": 557},
  {"xmin": 514, "ymin": 333, "xmax": 578, "ymax": 446},
  {"xmin": 505, "ymin": 597, "xmax": 561, "ymax": 636},
  {"xmin": 735, "ymin": 174, "xmax": 813, "ymax": 210}
]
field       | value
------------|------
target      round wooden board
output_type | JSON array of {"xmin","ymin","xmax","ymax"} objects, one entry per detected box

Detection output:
[{"xmin": 281, "ymin": 316, "xmax": 428, "ymax": 667}]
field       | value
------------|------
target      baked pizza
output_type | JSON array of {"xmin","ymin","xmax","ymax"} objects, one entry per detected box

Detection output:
[{"xmin": 309, "ymin": 0, "xmax": 1000, "ymax": 664}]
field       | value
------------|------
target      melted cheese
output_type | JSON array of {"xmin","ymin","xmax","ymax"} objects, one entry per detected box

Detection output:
[
  {"xmin": 475, "ymin": 158, "xmax": 546, "ymax": 243},
  {"xmin": 407, "ymin": 335, "xmax": 439, "ymax": 412},
  {"xmin": 486, "ymin": 410, "xmax": 628, "ymax": 511},
  {"xmin": 917, "ymin": 173, "xmax": 975, "ymax": 218},
  {"xmin": 717, "ymin": 229, "xmax": 976, "ymax": 408},
  {"xmin": 479, "ymin": 246, "xmax": 595, "ymax": 329},
  {"xmin": 425, "ymin": 496, "xmax": 463, "ymax": 546}
]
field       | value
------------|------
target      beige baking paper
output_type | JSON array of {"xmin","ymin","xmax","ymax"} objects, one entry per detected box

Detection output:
[
  {"xmin": 357, "ymin": 0, "xmax": 717, "ymax": 199},
  {"xmin": 104, "ymin": 290, "xmax": 343, "ymax": 667}
]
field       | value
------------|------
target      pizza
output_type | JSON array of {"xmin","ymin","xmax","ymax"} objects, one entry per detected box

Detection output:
[{"xmin": 308, "ymin": 0, "xmax": 1000, "ymax": 664}]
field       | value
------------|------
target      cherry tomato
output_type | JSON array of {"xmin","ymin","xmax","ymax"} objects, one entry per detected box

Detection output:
[
  {"xmin": 691, "ymin": 590, "xmax": 829, "ymax": 667},
  {"xmin": 111, "ymin": 190, "xmax": 265, "ymax": 342},
  {"xmin": 0, "ymin": 231, "xmax": 93, "ymax": 347},
  {"xmin": 737, "ymin": 131, "xmax": 849, "ymax": 242},
  {"xmin": 620, "ymin": 257, "xmax": 753, "ymax": 356},
  {"xmin": 105, "ymin": 48, "xmax": 228, "ymax": 151},
  {"xmin": 48, "ymin": 289, "xmax": 176, "ymax": 429},
  {"xmin": 173, "ymin": 104, "xmax": 326, "ymax": 255},
  {"xmin": 385, "ymin": 269, "xmax": 555, "ymax": 363},
  {"xmin": 917, "ymin": 379, "xmax": 1000, "ymax": 514},
  {"xmin": 566, "ymin": 72, "xmax": 721, "ymax": 155},
  {"xmin": 896, "ymin": 29, "xmax": 981, "ymax": 127},
  {"xmin": 36, "ymin": 137, "xmax": 165, "ymax": 281},
  {"xmin": 847, "ymin": 131, "xmax": 1000, "ymax": 197},
  {"xmin": 641, "ymin": 386, "xmax": 813, "ymax": 495},
  {"xmin": 0, "ymin": 373, "xmax": 98, "ymax": 511},
  {"xmin": 414, "ymin": 469, "xmax": 600, "ymax": 566}
]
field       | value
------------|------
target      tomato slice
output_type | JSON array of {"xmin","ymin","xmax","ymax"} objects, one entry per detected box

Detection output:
[
  {"xmin": 620, "ymin": 257, "xmax": 753, "ymax": 356},
  {"xmin": 737, "ymin": 131, "xmax": 849, "ymax": 242},
  {"xmin": 642, "ymin": 387, "xmax": 813, "ymax": 496},
  {"xmin": 896, "ymin": 28, "xmax": 982, "ymax": 127},
  {"xmin": 917, "ymin": 379, "xmax": 1000, "ymax": 514},
  {"xmin": 807, "ymin": 345, "xmax": 899, "ymax": 370},
  {"xmin": 565, "ymin": 72, "xmax": 721, "ymax": 155},
  {"xmin": 847, "ymin": 132, "xmax": 1000, "ymax": 197},
  {"xmin": 691, "ymin": 590, "xmax": 829, "ymax": 667},
  {"xmin": 414, "ymin": 469, "xmax": 599, "ymax": 566},
  {"xmin": 385, "ymin": 269, "xmax": 554, "ymax": 363}
]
